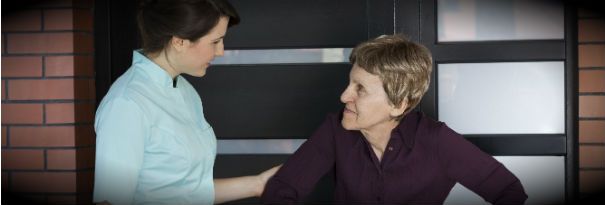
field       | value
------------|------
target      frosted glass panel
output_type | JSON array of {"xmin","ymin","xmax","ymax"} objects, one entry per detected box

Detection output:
[
  {"xmin": 438, "ymin": 62, "xmax": 564, "ymax": 134},
  {"xmin": 217, "ymin": 139, "xmax": 305, "ymax": 154},
  {"xmin": 212, "ymin": 48, "xmax": 352, "ymax": 65},
  {"xmin": 438, "ymin": 0, "xmax": 564, "ymax": 42},
  {"xmin": 445, "ymin": 156, "xmax": 565, "ymax": 205}
]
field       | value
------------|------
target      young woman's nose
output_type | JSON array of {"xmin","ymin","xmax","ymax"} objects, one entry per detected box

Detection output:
[{"xmin": 215, "ymin": 43, "xmax": 225, "ymax": 57}]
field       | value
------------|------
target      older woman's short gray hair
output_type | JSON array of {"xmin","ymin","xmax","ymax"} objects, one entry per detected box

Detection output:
[{"xmin": 349, "ymin": 34, "xmax": 433, "ymax": 120}]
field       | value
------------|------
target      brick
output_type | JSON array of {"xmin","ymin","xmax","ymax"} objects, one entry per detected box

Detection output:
[
  {"xmin": 76, "ymin": 147, "xmax": 95, "ymax": 169},
  {"xmin": 46, "ymin": 103, "xmax": 94, "ymax": 124},
  {"xmin": 9, "ymin": 79, "xmax": 73, "ymax": 100},
  {"xmin": 579, "ymin": 70, "xmax": 605, "ymax": 92},
  {"xmin": 47, "ymin": 149, "xmax": 76, "ymax": 170},
  {"xmin": 48, "ymin": 195, "xmax": 77, "ymax": 205},
  {"xmin": 579, "ymin": 19, "xmax": 605, "ymax": 42},
  {"xmin": 1, "ymin": 104, "xmax": 44, "ymax": 124},
  {"xmin": 2, "ymin": 80, "xmax": 6, "ymax": 100},
  {"xmin": 6, "ymin": 33, "xmax": 74, "ymax": 54},
  {"xmin": 10, "ymin": 126, "xmax": 76, "ymax": 147},
  {"xmin": 45, "ymin": 55, "xmax": 94, "ymax": 77},
  {"xmin": 45, "ymin": 103, "xmax": 76, "ymax": 124},
  {"xmin": 2, "ymin": 126, "xmax": 7, "ymax": 147},
  {"xmin": 44, "ymin": 9, "xmax": 73, "ymax": 30},
  {"xmin": 1, "ymin": 149, "xmax": 45, "ymax": 170},
  {"xmin": 74, "ymin": 9, "xmax": 93, "ymax": 31},
  {"xmin": 580, "ymin": 120, "xmax": 605, "ymax": 143},
  {"xmin": 579, "ymin": 96, "xmax": 605, "ymax": 118},
  {"xmin": 1, "ymin": 56, "xmax": 43, "ymax": 77},
  {"xmin": 8, "ymin": 79, "xmax": 94, "ymax": 100},
  {"xmin": 580, "ymin": 170, "xmax": 605, "ymax": 194},
  {"xmin": 1, "ymin": 9, "xmax": 42, "ymax": 31},
  {"xmin": 11, "ymin": 172, "xmax": 76, "ymax": 193},
  {"xmin": 579, "ymin": 45, "xmax": 605, "ymax": 68},
  {"xmin": 580, "ymin": 146, "xmax": 605, "ymax": 168}
]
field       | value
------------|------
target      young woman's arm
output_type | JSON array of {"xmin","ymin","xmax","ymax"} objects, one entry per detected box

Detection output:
[{"xmin": 214, "ymin": 165, "xmax": 281, "ymax": 204}]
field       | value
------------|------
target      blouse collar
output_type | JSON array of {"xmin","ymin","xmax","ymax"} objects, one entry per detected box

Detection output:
[{"xmin": 132, "ymin": 50, "xmax": 180, "ymax": 88}]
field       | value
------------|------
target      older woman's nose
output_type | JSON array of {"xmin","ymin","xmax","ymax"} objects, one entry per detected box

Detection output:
[{"xmin": 340, "ymin": 86, "xmax": 354, "ymax": 103}]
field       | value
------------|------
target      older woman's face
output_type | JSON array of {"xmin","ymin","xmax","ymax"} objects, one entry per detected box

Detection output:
[{"xmin": 340, "ymin": 65, "xmax": 404, "ymax": 133}]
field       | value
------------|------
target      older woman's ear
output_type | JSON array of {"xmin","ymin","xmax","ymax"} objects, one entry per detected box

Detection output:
[{"xmin": 390, "ymin": 100, "xmax": 408, "ymax": 119}]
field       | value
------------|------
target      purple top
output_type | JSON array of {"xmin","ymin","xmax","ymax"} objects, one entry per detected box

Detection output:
[{"xmin": 262, "ymin": 111, "xmax": 527, "ymax": 205}]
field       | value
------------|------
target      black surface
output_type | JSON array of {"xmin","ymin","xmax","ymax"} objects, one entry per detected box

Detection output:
[
  {"xmin": 465, "ymin": 135, "xmax": 567, "ymax": 156},
  {"xmin": 186, "ymin": 64, "xmax": 350, "ymax": 139},
  {"xmin": 225, "ymin": 0, "xmax": 371, "ymax": 49},
  {"xmin": 564, "ymin": 2, "xmax": 580, "ymax": 202},
  {"xmin": 214, "ymin": 155, "xmax": 335, "ymax": 205},
  {"xmin": 94, "ymin": 0, "xmax": 140, "ymax": 106}
]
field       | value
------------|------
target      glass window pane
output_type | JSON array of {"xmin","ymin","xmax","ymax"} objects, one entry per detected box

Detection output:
[
  {"xmin": 212, "ymin": 48, "xmax": 352, "ymax": 65},
  {"xmin": 217, "ymin": 139, "xmax": 305, "ymax": 154},
  {"xmin": 438, "ymin": 0, "xmax": 564, "ymax": 42},
  {"xmin": 438, "ymin": 62, "xmax": 564, "ymax": 134},
  {"xmin": 445, "ymin": 156, "xmax": 565, "ymax": 205}
]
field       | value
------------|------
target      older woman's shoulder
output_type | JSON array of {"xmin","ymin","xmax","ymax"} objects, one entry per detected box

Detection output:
[{"xmin": 407, "ymin": 111, "xmax": 460, "ymax": 140}]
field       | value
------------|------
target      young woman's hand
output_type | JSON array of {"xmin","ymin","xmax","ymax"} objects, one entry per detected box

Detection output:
[{"xmin": 255, "ymin": 164, "xmax": 282, "ymax": 196}]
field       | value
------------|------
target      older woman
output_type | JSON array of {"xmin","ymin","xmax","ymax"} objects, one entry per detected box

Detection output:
[{"xmin": 261, "ymin": 35, "xmax": 527, "ymax": 204}]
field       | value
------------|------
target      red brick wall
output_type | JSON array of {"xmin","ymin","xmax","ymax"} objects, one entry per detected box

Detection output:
[
  {"xmin": 578, "ymin": 7, "xmax": 605, "ymax": 199},
  {"xmin": 1, "ymin": 0, "xmax": 96, "ymax": 204}
]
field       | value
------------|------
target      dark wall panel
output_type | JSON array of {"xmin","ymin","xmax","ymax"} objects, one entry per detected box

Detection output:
[
  {"xmin": 226, "ymin": 0, "xmax": 369, "ymax": 48},
  {"xmin": 215, "ymin": 155, "xmax": 335, "ymax": 204},
  {"xmin": 186, "ymin": 64, "xmax": 350, "ymax": 139}
]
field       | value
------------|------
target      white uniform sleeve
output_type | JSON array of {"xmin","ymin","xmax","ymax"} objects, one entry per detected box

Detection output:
[{"xmin": 93, "ymin": 97, "xmax": 147, "ymax": 205}]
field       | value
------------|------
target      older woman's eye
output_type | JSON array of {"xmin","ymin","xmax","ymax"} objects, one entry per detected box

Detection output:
[{"xmin": 357, "ymin": 85, "xmax": 364, "ymax": 92}]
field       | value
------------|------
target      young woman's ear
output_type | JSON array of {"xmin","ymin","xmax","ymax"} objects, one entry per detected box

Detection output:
[{"xmin": 170, "ymin": 36, "xmax": 187, "ymax": 52}]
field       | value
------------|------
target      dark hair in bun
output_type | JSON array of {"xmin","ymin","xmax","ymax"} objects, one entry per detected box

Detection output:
[{"xmin": 137, "ymin": 0, "xmax": 240, "ymax": 54}]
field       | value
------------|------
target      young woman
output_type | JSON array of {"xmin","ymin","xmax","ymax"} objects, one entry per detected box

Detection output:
[{"xmin": 93, "ymin": 1, "xmax": 278, "ymax": 204}]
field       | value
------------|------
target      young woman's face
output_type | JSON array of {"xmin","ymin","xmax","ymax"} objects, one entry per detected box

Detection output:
[{"xmin": 176, "ymin": 16, "xmax": 229, "ymax": 77}]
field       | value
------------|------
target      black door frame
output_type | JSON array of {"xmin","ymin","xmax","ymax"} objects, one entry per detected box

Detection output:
[{"xmin": 396, "ymin": 0, "xmax": 578, "ymax": 202}]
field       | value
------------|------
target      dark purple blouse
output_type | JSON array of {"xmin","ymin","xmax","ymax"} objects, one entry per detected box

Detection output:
[{"xmin": 261, "ymin": 111, "xmax": 527, "ymax": 205}]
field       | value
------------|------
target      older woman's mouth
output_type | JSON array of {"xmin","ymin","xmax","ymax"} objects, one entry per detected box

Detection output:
[{"xmin": 343, "ymin": 107, "xmax": 356, "ymax": 115}]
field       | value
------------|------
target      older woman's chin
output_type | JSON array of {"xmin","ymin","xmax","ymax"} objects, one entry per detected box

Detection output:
[{"xmin": 341, "ymin": 120, "xmax": 358, "ymax": 130}]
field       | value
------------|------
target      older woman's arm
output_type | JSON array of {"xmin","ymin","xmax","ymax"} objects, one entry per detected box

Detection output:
[
  {"xmin": 435, "ymin": 124, "xmax": 528, "ymax": 205},
  {"xmin": 261, "ymin": 114, "xmax": 338, "ymax": 204}
]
